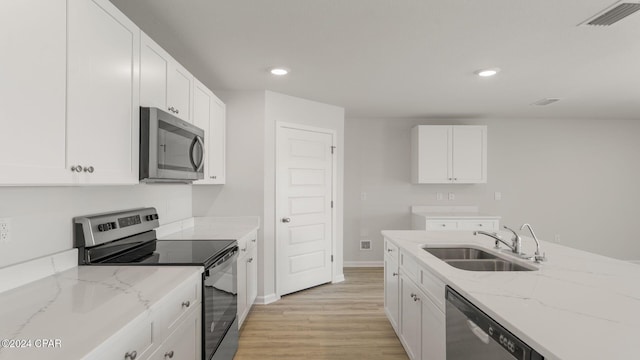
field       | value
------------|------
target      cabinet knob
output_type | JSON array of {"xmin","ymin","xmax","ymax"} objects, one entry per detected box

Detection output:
[
  {"xmin": 392, "ymin": 272, "xmax": 398, "ymax": 277},
  {"xmin": 83, "ymin": 166, "xmax": 94, "ymax": 173},
  {"xmin": 176, "ymin": 109, "xmax": 179, "ymax": 114},
  {"xmin": 181, "ymin": 300, "xmax": 190, "ymax": 308},
  {"xmin": 242, "ymin": 247, "xmax": 247, "ymax": 252},
  {"xmin": 124, "ymin": 351, "xmax": 137, "ymax": 360},
  {"xmin": 210, "ymin": 176, "xmax": 217, "ymax": 179},
  {"xmin": 281, "ymin": 217, "xmax": 291, "ymax": 223},
  {"xmin": 71, "ymin": 165, "xmax": 83, "ymax": 172},
  {"xmin": 164, "ymin": 350, "xmax": 174, "ymax": 359},
  {"xmin": 414, "ymin": 296, "xmax": 420, "ymax": 302},
  {"xmin": 441, "ymin": 224, "xmax": 446, "ymax": 227},
  {"xmin": 387, "ymin": 248, "xmax": 393, "ymax": 252},
  {"xmin": 248, "ymin": 257, "xmax": 254, "ymax": 263},
  {"xmin": 251, "ymin": 239, "xmax": 256, "ymax": 243}
]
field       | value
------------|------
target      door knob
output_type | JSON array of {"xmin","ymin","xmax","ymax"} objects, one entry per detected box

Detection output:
[{"xmin": 281, "ymin": 217, "xmax": 291, "ymax": 223}]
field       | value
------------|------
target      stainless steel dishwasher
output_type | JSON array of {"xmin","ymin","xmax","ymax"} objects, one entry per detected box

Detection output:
[{"xmin": 446, "ymin": 286, "xmax": 544, "ymax": 360}]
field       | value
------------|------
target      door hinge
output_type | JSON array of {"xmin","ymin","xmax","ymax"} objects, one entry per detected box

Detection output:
[
  {"xmin": 331, "ymin": 146, "xmax": 336, "ymax": 154},
  {"xmin": 331, "ymin": 200, "xmax": 334, "ymax": 208},
  {"xmin": 331, "ymin": 255, "xmax": 334, "ymax": 262}
]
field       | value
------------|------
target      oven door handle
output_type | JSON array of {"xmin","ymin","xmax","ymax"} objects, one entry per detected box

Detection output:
[{"xmin": 467, "ymin": 320, "xmax": 490, "ymax": 344}]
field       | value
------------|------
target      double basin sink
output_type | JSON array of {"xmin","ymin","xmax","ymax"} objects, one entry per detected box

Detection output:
[{"xmin": 423, "ymin": 246, "xmax": 537, "ymax": 272}]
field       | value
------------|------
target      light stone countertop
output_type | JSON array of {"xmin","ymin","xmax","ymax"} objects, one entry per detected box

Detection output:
[
  {"xmin": 158, "ymin": 216, "xmax": 260, "ymax": 240},
  {"xmin": 0, "ymin": 265, "xmax": 202, "ymax": 360},
  {"xmin": 412, "ymin": 211, "xmax": 501, "ymax": 220},
  {"xmin": 381, "ymin": 230, "xmax": 640, "ymax": 360}
]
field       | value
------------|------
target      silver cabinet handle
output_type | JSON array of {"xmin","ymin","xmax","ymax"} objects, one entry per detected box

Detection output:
[
  {"xmin": 124, "ymin": 351, "xmax": 137, "ymax": 360},
  {"xmin": 182, "ymin": 300, "xmax": 190, "ymax": 308},
  {"xmin": 387, "ymin": 248, "xmax": 393, "ymax": 252},
  {"xmin": 210, "ymin": 176, "xmax": 217, "ymax": 179},
  {"xmin": 392, "ymin": 272, "xmax": 398, "ymax": 277},
  {"xmin": 251, "ymin": 239, "xmax": 256, "ymax": 243},
  {"xmin": 281, "ymin": 217, "xmax": 291, "ymax": 223},
  {"xmin": 71, "ymin": 165, "xmax": 83, "ymax": 172},
  {"xmin": 164, "ymin": 350, "xmax": 174, "ymax": 359},
  {"xmin": 83, "ymin": 166, "xmax": 94, "ymax": 173},
  {"xmin": 410, "ymin": 293, "xmax": 416, "ymax": 298}
]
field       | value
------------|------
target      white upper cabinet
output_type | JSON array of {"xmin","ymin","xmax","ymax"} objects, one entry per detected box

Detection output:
[
  {"xmin": 0, "ymin": 0, "xmax": 69, "ymax": 185},
  {"xmin": 140, "ymin": 32, "xmax": 194, "ymax": 123},
  {"xmin": 66, "ymin": 0, "xmax": 140, "ymax": 184},
  {"xmin": 411, "ymin": 125, "xmax": 487, "ymax": 184},
  {"xmin": 193, "ymin": 80, "xmax": 226, "ymax": 185}
]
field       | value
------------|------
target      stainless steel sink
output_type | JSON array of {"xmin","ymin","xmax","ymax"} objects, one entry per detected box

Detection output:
[
  {"xmin": 423, "ymin": 246, "xmax": 536, "ymax": 272},
  {"xmin": 423, "ymin": 247, "xmax": 499, "ymax": 260}
]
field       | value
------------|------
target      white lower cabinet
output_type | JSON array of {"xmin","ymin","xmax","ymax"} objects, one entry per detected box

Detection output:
[
  {"xmin": 385, "ymin": 241, "xmax": 446, "ymax": 360},
  {"xmin": 237, "ymin": 230, "xmax": 258, "ymax": 327},
  {"xmin": 86, "ymin": 273, "xmax": 201, "ymax": 360},
  {"xmin": 150, "ymin": 307, "xmax": 200, "ymax": 360}
]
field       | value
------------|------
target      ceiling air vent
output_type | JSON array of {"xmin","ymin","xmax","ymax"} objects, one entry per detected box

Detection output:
[
  {"xmin": 580, "ymin": 1, "xmax": 640, "ymax": 26},
  {"xmin": 531, "ymin": 98, "xmax": 560, "ymax": 106}
]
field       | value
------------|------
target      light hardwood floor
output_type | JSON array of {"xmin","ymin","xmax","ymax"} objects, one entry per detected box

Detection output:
[{"xmin": 234, "ymin": 267, "xmax": 408, "ymax": 360}]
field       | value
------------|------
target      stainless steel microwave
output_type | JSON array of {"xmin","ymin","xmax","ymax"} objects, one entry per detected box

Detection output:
[{"xmin": 140, "ymin": 107, "xmax": 204, "ymax": 183}]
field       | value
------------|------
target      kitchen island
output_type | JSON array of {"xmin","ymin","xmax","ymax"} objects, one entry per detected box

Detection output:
[{"xmin": 382, "ymin": 230, "xmax": 640, "ymax": 360}]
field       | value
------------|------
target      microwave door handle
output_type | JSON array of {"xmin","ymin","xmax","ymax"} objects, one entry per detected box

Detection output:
[
  {"xmin": 195, "ymin": 136, "xmax": 205, "ymax": 171},
  {"xmin": 189, "ymin": 136, "xmax": 205, "ymax": 171}
]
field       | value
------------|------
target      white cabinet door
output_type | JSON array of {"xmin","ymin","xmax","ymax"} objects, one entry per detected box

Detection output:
[
  {"xmin": 247, "ymin": 245, "xmax": 258, "ymax": 310},
  {"xmin": 67, "ymin": 0, "xmax": 140, "ymax": 184},
  {"xmin": 140, "ymin": 32, "xmax": 169, "ymax": 110},
  {"xmin": 411, "ymin": 125, "xmax": 487, "ymax": 184},
  {"xmin": 0, "ymin": 0, "xmax": 70, "ymax": 185},
  {"xmin": 411, "ymin": 125, "xmax": 451, "ymax": 184},
  {"xmin": 237, "ymin": 250, "xmax": 248, "ymax": 326},
  {"xmin": 207, "ymin": 94, "xmax": 227, "ymax": 183},
  {"xmin": 167, "ymin": 62, "xmax": 193, "ymax": 122},
  {"xmin": 384, "ymin": 254, "xmax": 400, "ymax": 332},
  {"xmin": 150, "ymin": 308, "xmax": 199, "ymax": 360},
  {"xmin": 452, "ymin": 126, "xmax": 486, "ymax": 183},
  {"xmin": 421, "ymin": 294, "xmax": 446, "ymax": 360},
  {"xmin": 400, "ymin": 276, "xmax": 422, "ymax": 360},
  {"xmin": 193, "ymin": 81, "xmax": 226, "ymax": 185}
]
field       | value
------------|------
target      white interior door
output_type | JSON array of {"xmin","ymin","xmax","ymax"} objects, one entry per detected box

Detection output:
[{"xmin": 277, "ymin": 125, "xmax": 334, "ymax": 296}]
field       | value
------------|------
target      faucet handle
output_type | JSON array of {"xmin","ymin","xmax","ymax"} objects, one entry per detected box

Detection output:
[{"xmin": 534, "ymin": 252, "xmax": 547, "ymax": 263}]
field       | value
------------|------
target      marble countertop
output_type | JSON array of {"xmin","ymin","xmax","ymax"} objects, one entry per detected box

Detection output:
[
  {"xmin": 158, "ymin": 216, "xmax": 260, "ymax": 241},
  {"xmin": 412, "ymin": 212, "xmax": 501, "ymax": 219},
  {"xmin": 381, "ymin": 230, "xmax": 640, "ymax": 360},
  {"xmin": 0, "ymin": 265, "xmax": 202, "ymax": 360}
]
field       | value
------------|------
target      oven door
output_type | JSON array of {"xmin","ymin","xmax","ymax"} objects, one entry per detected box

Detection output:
[{"xmin": 203, "ymin": 251, "xmax": 238, "ymax": 360}]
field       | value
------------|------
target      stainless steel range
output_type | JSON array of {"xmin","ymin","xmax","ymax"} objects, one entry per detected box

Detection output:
[{"xmin": 74, "ymin": 207, "xmax": 238, "ymax": 360}]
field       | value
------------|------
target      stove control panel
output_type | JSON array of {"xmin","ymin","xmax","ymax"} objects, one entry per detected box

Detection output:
[
  {"xmin": 97, "ymin": 222, "xmax": 117, "ymax": 232},
  {"xmin": 74, "ymin": 207, "xmax": 160, "ymax": 248}
]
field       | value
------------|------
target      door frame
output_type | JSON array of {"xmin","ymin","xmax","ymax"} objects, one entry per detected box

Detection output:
[{"xmin": 275, "ymin": 122, "xmax": 337, "ymax": 297}]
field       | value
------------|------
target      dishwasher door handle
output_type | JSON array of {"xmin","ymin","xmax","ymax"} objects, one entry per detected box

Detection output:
[{"xmin": 467, "ymin": 320, "xmax": 490, "ymax": 344}]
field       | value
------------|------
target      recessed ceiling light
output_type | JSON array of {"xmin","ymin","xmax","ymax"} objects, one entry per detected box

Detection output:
[
  {"xmin": 270, "ymin": 68, "xmax": 289, "ymax": 76},
  {"xmin": 475, "ymin": 68, "xmax": 500, "ymax": 77}
]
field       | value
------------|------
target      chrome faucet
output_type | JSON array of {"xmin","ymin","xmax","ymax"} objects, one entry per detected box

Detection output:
[
  {"xmin": 520, "ymin": 223, "xmax": 546, "ymax": 262},
  {"xmin": 473, "ymin": 230, "xmax": 519, "ymax": 254},
  {"xmin": 502, "ymin": 225, "xmax": 522, "ymax": 255}
]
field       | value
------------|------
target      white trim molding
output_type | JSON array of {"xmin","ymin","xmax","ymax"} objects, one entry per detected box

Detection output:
[
  {"xmin": 255, "ymin": 293, "xmax": 280, "ymax": 305},
  {"xmin": 344, "ymin": 261, "xmax": 384, "ymax": 268}
]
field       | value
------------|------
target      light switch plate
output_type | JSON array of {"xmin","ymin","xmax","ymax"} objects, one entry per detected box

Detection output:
[{"xmin": 494, "ymin": 192, "xmax": 502, "ymax": 201}]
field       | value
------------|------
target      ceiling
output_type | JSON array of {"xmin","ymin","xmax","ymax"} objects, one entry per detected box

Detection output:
[{"xmin": 110, "ymin": 0, "xmax": 640, "ymax": 119}]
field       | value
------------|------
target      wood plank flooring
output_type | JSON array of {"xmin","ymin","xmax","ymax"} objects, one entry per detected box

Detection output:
[{"xmin": 234, "ymin": 267, "xmax": 408, "ymax": 360}]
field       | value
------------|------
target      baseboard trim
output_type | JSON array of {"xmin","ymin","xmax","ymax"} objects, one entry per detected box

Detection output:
[
  {"xmin": 344, "ymin": 261, "xmax": 384, "ymax": 267},
  {"xmin": 255, "ymin": 293, "xmax": 280, "ymax": 305}
]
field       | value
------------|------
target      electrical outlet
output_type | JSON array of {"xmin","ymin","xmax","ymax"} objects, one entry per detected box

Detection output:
[
  {"xmin": 360, "ymin": 240, "xmax": 372, "ymax": 251},
  {"xmin": 0, "ymin": 218, "xmax": 11, "ymax": 243},
  {"xmin": 448, "ymin": 192, "xmax": 455, "ymax": 200}
]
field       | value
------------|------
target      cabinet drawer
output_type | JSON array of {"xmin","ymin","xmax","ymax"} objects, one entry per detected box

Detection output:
[
  {"xmin": 459, "ymin": 220, "xmax": 498, "ymax": 231},
  {"xmin": 384, "ymin": 239, "xmax": 399, "ymax": 261},
  {"xmin": 158, "ymin": 275, "xmax": 201, "ymax": 335},
  {"xmin": 91, "ymin": 314, "xmax": 155, "ymax": 360},
  {"xmin": 150, "ymin": 306, "xmax": 199, "ymax": 360},
  {"xmin": 400, "ymin": 251, "xmax": 419, "ymax": 282},
  {"xmin": 425, "ymin": 221, "xmax": 458, "ymax": 231},
  {"xmin": 419, "ymin": 266, "xmax": 445, "ymax": 313},
  {"xmin": 238, "ymin": 230, "xmax": 258, "ymax": 255}
]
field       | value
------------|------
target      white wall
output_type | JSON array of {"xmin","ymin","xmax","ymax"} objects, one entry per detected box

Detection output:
[
  {"xmin": 345, "ymin": 117, "xmax": 640, "ymax": 263},
  {"xmin": 0, "ymin": 185, "xmax": 192, "ymax": 268},
  {"xmin": 193, "ymin": 90, "xmax": 345, "ymax": 301}
]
